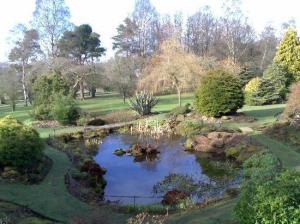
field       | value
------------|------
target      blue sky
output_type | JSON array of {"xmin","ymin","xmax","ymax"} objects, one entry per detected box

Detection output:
[{"xmin": 0, "ymin": 0, "xmax": 299, "ymax": 62}]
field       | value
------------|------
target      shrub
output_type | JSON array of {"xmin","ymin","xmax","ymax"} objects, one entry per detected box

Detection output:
[
  {"xmin": 129, "ymin": 91, "xmax": 158, "ymax": 116},
  {"xmin": 235, "ymin": 170, "xmax": 300, "ymax": 224},
  {"xmin": 168, "ymin": 103, "xmax": 191, "ymax": 118},
  {"xmin": 175, "ymin": 120, "xmax": 204, "ymax": 137},
  {"xmin": 127, "ymin": 212, "xmax": 168, "ymax": 224},
  {"xmin": 244, "ymin": 77, "xmax": 283, "ymax": 105},
  {"xmin": 224, "ymin": 143, "xmax": 260, "ymax": 162},
  {"xmin": 283, "ymin": 81, "xmax": 300, "ymax": 121},
  {"xmin": 195, "ymin": 70, "xmax": 244, "ymax": 117},
  {"xmin": 103, "ymin": 109, "xmax": 137, "ymax": 123},
  {"xmin": 263, "ymin": 63, "xmax": 292, "ymax": 100},
  {"xmin": 239, "ymin": 64, "xmax": 262, "ymax": 87},
  {"xmin": 274, "ymin": 27, "xmax": 300, "ymax": 81},
  {"xmin": 32, "ymin": 72, "xmax": 73, "ymax": 120},
  {"xmin": 244, "ymin": 77, "xmax": 261, "ymax": 105},
  {"xmin": 0, "ymin": 116, "xmax": 44, "ymax": 171},
  {"xmin": 243, "ymin": 151, "xmax": 281, "ymax": 183},
  {"xmin": 51, "ymin": 94, "xmax": 79, "ymax": 125},
  {"xmin": 244, "ymin": 77, "xmax": 261, "ymax": 93}
]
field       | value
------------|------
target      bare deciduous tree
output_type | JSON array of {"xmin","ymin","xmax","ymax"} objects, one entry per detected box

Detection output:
[
  {"xmin": 0, "ymin": 68, "xmax": 20, "ymax": 111},
  {"xmin": 185, "ymin": 6, "xmax": 217, "ymax": 57},
  {"xmin": 32, "ymin": 0, "xmax": 72, "ymax": 58},
  {"xmin": 258, "ymin": 25, "xmax": 278, "ymax": 70},
  {"xmin": 106, "ymin": 56, "xmax": 138, "ymax": 103},
  {"xmin": 220, "ymin": 0, "xmax": 256, "ymax": 63},
  {"xmin": 139, "ymin": 38, "xmax": 203, "ymax": 106},
  {"xmin": 9, "ymin": 27, "xmax": 41, "ymax": 106}
]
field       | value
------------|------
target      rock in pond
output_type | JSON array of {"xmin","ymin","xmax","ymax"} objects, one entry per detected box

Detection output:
[
  {"xmin": 80, "ymin": 160, "xmax": 106, "ymax": 177},
  {"xmin": 186, "ymin": 131, "xmax": 245, "ymax": 153},
  {"xmin": 114, "ymin": 148, "xmax": 126, "ymax": 156},
  {"xmin": 113, "ymin": 144, "xmax": 160, "ymax": 159},
  {"xmin": 131, "ymin": 143, "xmax": 159, "ymax": 157},
  {"xmin": 184, "ymin": 138, "xmax": 193, "ymax": 151},
  {"xmin": 162, "ymin": 189, "xmax": 189, "ymax": 205}
]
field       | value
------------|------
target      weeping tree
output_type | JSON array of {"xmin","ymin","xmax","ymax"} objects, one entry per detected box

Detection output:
[{"xmin": 139, "ymin": 38, "xmax": 202, "ymax": 106}]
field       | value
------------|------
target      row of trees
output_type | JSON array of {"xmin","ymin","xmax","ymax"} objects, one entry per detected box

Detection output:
[
  {"xmin": 112, "ymin": 0, "xmax": 282, "ymax": 67},
  {"xmin": 243, "ymin": 27, "xmax": 300, "ymax": 106},
  {"xmin": 1, "ymin": 0, "xmax": 299, "ymax": 114}
]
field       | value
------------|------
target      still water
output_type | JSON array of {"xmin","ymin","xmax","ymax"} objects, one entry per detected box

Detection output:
[{"xmin": 93, "ymin": 134, "xmax": 237, "ymax": 205}]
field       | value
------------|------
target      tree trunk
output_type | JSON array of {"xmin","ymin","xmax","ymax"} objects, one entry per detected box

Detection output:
[
  {"xmin": 123, "ymin": 92, "xmax": 126, "ymax": 104},
  {"xmin": 12, "ymin": 102, "xmax": 16, "ymax": 112},
  {"xmin": 21, "ymin": 61, "xmax": 28, "ymax": 107},
  {"xmin": 177, "ymin": 88, "xmax": 181, "ymax": 107},
  {"xmin": 0, "ymin": 96, "xmax": 5, "ymax": 104},
  {"xmin": 260, "ymin": 46, "xmax": 267, "ymax": 70},
  {"xmin": 79, "ymin": 81, "xmax": 85, "ymax": 100},
  {"xmin": 90, "ymin": 88, "xmax": 96, "ymax": 98}
]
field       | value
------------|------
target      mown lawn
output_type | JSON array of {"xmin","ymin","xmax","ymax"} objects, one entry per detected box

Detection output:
[
  {"xmin": 223, "ymin": 104, "xmax": 286, "ymax": 130},
  {"xmin": 0, "ymin": 145, "xmax": 128, "ymax": 223},
  {"xmin": 0, "ymin": 92, "xmax": 194, "ymax": 123},
  {"xmin": 252, "ymin": 133, "xmax": 300, "ymax": 171},
  {"xmin": 167, "ymin": 199, "xmax": 237, "ymax": 224},
  {"xmin": 1, "ymin": 93, "xmax": 299, "ymax": 223},
  {"xmin": 0, "ymin": 145, "xmax": 91, "ymax": 222},
  {"xmin": 240, "ymin": 104, "xmax": 285, "ymax": 125}
]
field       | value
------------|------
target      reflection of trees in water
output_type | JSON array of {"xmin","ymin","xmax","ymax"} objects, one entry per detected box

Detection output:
[
  {"xmin": 119, "ymin": 134, "xmax": 182, "ymax": 149},
  {"xmin": 153, "ymin": 173, "xmax": 201, "ymax": 195},
  {"xmin": 138, "ymin": 159, "xmax": 159, "ymax": 172},
  {"xmin": 118, "ymin": 134, "xmax": 157, "ymax": 147},
  {"xmin": 153, "ymin": 172, "xmax": 242, "ymax": 200},
  {"xmin": 196, "ymin": 155, "xmax": 239, "ymax": 180}
]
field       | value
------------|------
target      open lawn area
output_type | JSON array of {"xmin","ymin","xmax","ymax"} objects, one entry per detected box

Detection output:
[
  {"xmin": 0, "ymin": 92, "xmax": 285, "ymax": 127},
  {"xmin": 0, "ymin": 93, "xmax": 194, "ymax": 123},
  {"xmin": 0, "ymin": 145, "xmax": 129, "ymax": 223},
  {"xmin": 0, "ymin": 93, "xmax": 299, "ymax": 224}
]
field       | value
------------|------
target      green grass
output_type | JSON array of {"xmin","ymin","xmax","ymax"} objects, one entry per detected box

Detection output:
[
  {"xmin": 0, "ymin": 93, "xmax": 194, "ymax": 122},
  {"xmin": 251, "ymin": 133, "xmax": 300, "ymax": 171},
  {"xmin": 0, "ymin": 145, "xmax": 91, "ymax": 222},
  {"xmin": 0, "ymin": 145, "xmax": 127, "ymax": 223},
  {"xmin": 1, "ymin": 93, "xmax": 299, "ymax": 223},
  {"xmin": 224, "ymin": 104, "xmax": 286, "ymax": 130},
  {"xmin": 167, "ymin": 199, "xmax": 237, "ymax": 224},
  {"xmin": 240, "ymin": 104, "xmax": 285, "ymax": 125}
]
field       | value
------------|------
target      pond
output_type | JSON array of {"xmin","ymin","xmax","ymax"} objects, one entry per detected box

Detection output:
[{"xmin": 93, "ymin": 133, "xmax": 240, "ymax": 205}]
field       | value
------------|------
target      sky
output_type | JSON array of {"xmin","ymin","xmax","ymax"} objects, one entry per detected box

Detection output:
[{"xmin": 0, "ymin": 0, "xmax": 300, "ymax": 62}]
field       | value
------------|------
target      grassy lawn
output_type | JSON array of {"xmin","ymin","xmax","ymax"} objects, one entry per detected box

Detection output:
[
  {"xmin": 0, "ymin": 93, "xmax": 194, "ymax": 122},
  {"xmin": 1, "ymin": 93, "xmax": 299, "ymax": 223},
  {"xmin": 251, "ymin": 133, "xmax": 300, "ymax": 171},
  {"xmin": 0, "ymin": 145, "xmax": 91, "ymax": 222},
  {"xmin": 167, "ymin": 199, "xmax": 237, "ymax": 224},
  {"xmin": 224, "ymin": 104, "xmax": 286, "ymax": 130},
  {"xmin": 240, "ymin": 104, "xmax": 285, "ymax": 125},
  {"xmin": 0, "ymin": 145, "xmax": 128, "ymax": 223}
]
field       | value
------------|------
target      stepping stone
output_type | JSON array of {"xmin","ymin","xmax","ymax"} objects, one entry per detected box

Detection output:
[{"xmin": 239, "ymin": 127, "xmax": 254, "ymax": 133}]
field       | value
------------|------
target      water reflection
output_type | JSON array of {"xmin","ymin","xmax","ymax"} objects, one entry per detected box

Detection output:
[{"xmin": 93, "ymin": 133, "xmax": 238, "ymax": 205}]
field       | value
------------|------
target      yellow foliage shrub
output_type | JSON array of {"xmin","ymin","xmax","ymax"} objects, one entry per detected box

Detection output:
[{"xmin": 244, "ymin": 77, "xmax": 261, "ymax": 93}]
